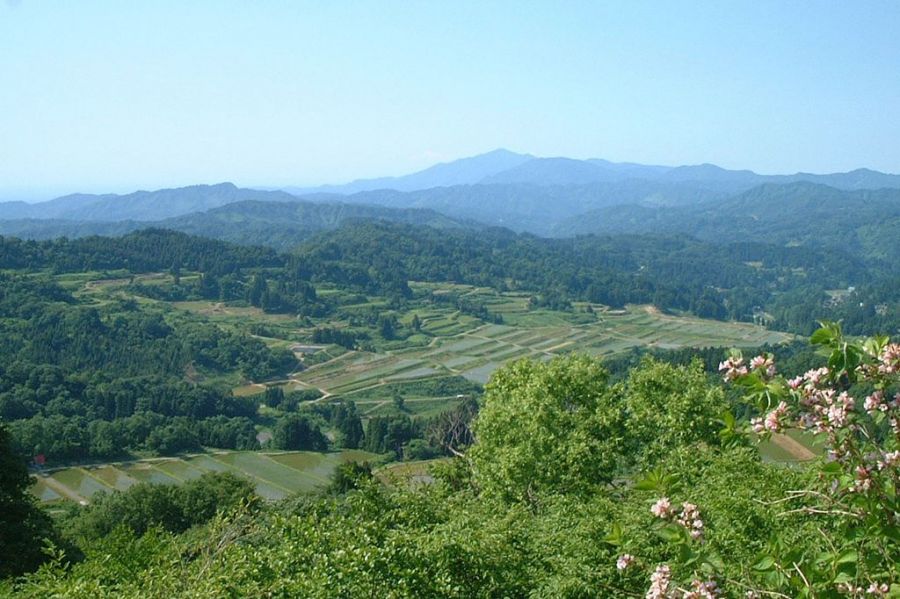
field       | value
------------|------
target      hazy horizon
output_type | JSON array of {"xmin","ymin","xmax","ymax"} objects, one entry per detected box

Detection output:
[
  {"xmin": 2, "ymin": 1, "xmax": 899, "ymax": 200},
  {"xmin": 8, "ymin": 146, "xmax": 900, "ymax": 204}
]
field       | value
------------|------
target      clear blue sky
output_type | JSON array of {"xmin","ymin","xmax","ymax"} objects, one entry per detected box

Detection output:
[{"xmin": 1, "ymin": 1, "xmax": 899, "ymax": 200}]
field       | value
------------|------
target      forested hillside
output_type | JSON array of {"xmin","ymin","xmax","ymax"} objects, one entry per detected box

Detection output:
[
  {"xmin": 294, "ymin": 221, "xmax": 898, "ymax": 335},
  {"xmin": 3, "ymin": 324, "xmax": 898, "ymax": 597},
  {"xmin": 2, "ymin": 221, "xmax": 896, "ymax": 335},
  {"xmin": 0, "ymin": 221, "xmax": 896, "ymax": 597},
  {"xmin": 0, "ymin": 200, "xmax": 475, "ymax": 249},
  {"xmin": 4, "ymin": 153, "xmax": 899, "ymax": 241},
  {"xmin": 0, "ymin": 223, "xmax": 895, "ymax": 465},
  {"xmin": 0, "ymin": 183, "xmax": 299, "ymax": 222},
  {"xmin": 553, "ymin": 182, "xmax": 900, "ymax": 264},
  {"xmin": 6, "ymin": 0, "xmax": 899, "ymax": 594}
]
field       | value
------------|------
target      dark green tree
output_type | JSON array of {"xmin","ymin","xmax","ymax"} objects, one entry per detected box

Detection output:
[
  {"xmin": 327, "ymin": 461, "xmax": 373, "ymax": 494},
  {"xmin": 0, "ymin": 425, "xmax": 61, "ymax": 578},
  {"xmin": 264, "ymin": 386, "xmax": 285, "ymax": 409},
  {"xmin": 378, "ymin": 314, "xmax": 396, "ymax": 340},
  {"xmin": 271, "ymin": 414, "xmax": 328, "ymax": 451},
  {"xmin": 248, "ymin": 274, "xmax": 268, "ymax": 308}
]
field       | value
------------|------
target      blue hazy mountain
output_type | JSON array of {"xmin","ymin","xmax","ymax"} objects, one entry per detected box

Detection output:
[
  {"xmin": 0, "ymin": 183, "xmax": 301, "ymax": 222},
  {"xmin": 284, "ymin": 150, "xmax": 900, "ymax": 194},
  {"xmin": 0, "ymin": 199, "xmax": 476, "ymax": 250},
  {"xmin": 2, "ymin": 151, "xmax": 900, "ymax": 239},
  {"xmin": 551, "ymin": 182, "xmax": 900, "ymax": 263},
  {"xmin": 308, "ymin": 180, "xmax": 730, "ymax": 233},
  {"xmin": 481, "ymin": 158, "xmax": 665, "ymax": 185},
  {"xmin": 286, "ymin": 148, "xmax": 534, "ymax": 194}
]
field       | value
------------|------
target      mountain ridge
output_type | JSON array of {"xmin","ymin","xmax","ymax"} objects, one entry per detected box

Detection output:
[
  {"xmin": 0, "ymin": 199, "xmax": 477, "ymax": 250},
  {"xmin": 551, "ymin": 181, "xmax": 900, "ymax": 264},
  {"xmin": 280, "ymin": 150, "xmax": 900, "ymax": 195}
]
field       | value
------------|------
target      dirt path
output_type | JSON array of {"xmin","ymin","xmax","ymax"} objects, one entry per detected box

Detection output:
[
  {"xmin": 362, "ymin": 400, "xmax": 389, "ymax": 415},
  {"xmin": 770, "ymin": 433, "xmax": 816, "ymax": 461},
  {"xmin": 299, "ymin": 351, "xmax": 357, "ymax": 373}
]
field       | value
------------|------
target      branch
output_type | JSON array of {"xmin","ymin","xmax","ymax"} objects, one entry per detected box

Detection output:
[{"xmin": 779, "ymin": 507, "xmax": 861, "ymax": 519}]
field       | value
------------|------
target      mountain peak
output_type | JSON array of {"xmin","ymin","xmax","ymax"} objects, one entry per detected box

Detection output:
[{"xmin": 478, "ymin": 148, "xmax": 532, "ymax": 159}]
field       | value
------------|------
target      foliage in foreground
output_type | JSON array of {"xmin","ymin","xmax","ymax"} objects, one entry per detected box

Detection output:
[
  {"xmin": 5, "ymin": 326, "xmax": 900, "ymax": 597},
  {"xmin": 13, "ymin": 447, "xmax": 810, "ymax": 598},
  {"xmin": 0, "ymin": 427, "xmax": 66, "ymax": 579}
]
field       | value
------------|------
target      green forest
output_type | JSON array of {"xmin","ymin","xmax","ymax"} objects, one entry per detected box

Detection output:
[
  {"xmin": 5, "ymin": 1, "xmax": 900, "ymax": 595},
  {"xmin": 0, "ymin": 225, "xmax": 897, "ymax": 597}
]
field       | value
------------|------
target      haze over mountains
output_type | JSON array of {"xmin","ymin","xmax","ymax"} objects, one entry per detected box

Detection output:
[
  {"xmin": 2, "ymin": 149, "xmax": 899, "ymax": 261},
  {"xmin": 287, "ymin": 149, "xmax": 900, "ymax": 194}
]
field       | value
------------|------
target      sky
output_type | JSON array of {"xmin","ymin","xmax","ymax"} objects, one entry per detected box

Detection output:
[{"xmin": 1, "ymin": 1, "xmax": 899, "ymax": 201}]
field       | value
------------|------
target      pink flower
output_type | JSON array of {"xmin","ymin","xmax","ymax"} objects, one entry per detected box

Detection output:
[
  {"xmin": 803, "ymin": 367, "xmax": 829, "ymax": 385},
  {"xmin": 750, "ymin": 417, "xmax": 765, "ymax": 434},
  {"xmin": 684, "ymin": 579, "xmax": 721, "ymax": 598},
  {"xmin": 646, "ymin": 564, "xmax": 672, "ymax": 599},
  {"xmin": 867, "ymin": 582, "xmax": 889, "ymax": 596},
  {"xmin": 763, "ymin": 401, "xmax": 788, "ymax": 433},
  {"xmin": 749, "ymin": 354, "xmax": 776, "ymax": 378},
  {"xmin": 651, "ymin": 497, "xmax": 672, "ymax": 519},
  {"xmin": 878, "ymin": 343, "xmax": 900, "ymax": 375},
  {"xmin": 719, "ymin": 356, "xmax": 748, "ymax": 382},
  {"xmin": 878, "ymin": 451, "xmax": 900, "ymax": 470},
  {"xmin": 864, "ymin": 391, "xmax": 885, "ymax": 415},
  {"xmin": 852, "ymin": 466, "xmax": 873, "ymax": 493},
  {"xmin": 616, "ymin": 554, "xmax": 635, "ymax": 571},
  {"xmin": 676, "ymin": 502, "xmax": 704, "ymax": 541}
]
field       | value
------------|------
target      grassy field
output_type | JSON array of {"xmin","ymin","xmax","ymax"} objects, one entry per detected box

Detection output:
[
  {"xmin": 30, "ymin": 449, "xmax": 377, "ymax": 505},
  {"xmin": 374, "ymin": 459, "xmax": 445, "ymax": 488},
  {"xmin": 293, "ymin": 296, "xmax": 792, "ymax": 400},
  {"xmin": 758, "ymin": 430, "xmax": 822, "ymax": 463},
  {"xmin": 70, "ymin": 274, "xmax": 795, "ymax": 430}
]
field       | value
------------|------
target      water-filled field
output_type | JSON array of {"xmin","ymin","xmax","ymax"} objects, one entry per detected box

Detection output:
[
  {"xmin": 30, "ymin": 449, "xmax": 377, "ymax": 504},
  {"xmin": 294, "ymin": 300, "xmax": 792, "ymax": 399}
]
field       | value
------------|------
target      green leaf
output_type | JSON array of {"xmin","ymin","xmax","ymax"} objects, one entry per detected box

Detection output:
[
  {"xmin": 834, "ymin": 572, "xmax": 854, "ymax": 584},
  {"xmin": 820, "ymin": 461, "xmax": 842, "ymax": 475},
  {"xmin": 603, "ymin": 523, "xmax": 623, "ymax": 546},
  {"xmin": 703, "ymin": 550, "xmax": 725, "ymax": 572},
  {"xmin": 810, "ymin": 327, "xmax": 835, "ymax": 346},
  {"xmin": 753, "ymin": 555, "xmax": 776, "ymax": 571},
  {"xmin": 656, "ymin": 524, "xmax": 685, "ymax": 543},
  {"xmin": 632, "ymin": 478, "xmax": 659, "ymax": 492},
  {"xmin": 718, "ymin": 410, "xmax": 736, "ymax": 429}
]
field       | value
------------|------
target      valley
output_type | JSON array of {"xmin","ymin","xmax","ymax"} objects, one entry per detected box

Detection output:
[
  {"xmin": 32, "ymin": 449, "xmax": 376, "ymax": 506},
  {"xmin": 4, "ymin": 3, "xmax": 900, "ymax": 594},
  {"xmin": 22, "ymin": 268, "xmax": 799, "ymax": 508}
]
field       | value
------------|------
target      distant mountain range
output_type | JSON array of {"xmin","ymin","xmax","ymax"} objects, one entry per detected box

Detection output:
[
  {"xmin": 552, "ymin": 182, "xmax": 900, "ymax": 264},
  {"xmin": 0, "ymin": 199, "xmax": 475, "ymax": 250},
  {"xmin": 0, "ymin": 183, "xmax": 297, "ymax": 221},
  {"xmin": 286, "ymin": 149, "xmax": 900, "ymax": 195},
  {"xmin": 1, "ymin": 149, "xmax": 898, "ymax": 262},
  {"xmin": 284, "ymin": 149, "xmax": 534, "ymax": 194}
]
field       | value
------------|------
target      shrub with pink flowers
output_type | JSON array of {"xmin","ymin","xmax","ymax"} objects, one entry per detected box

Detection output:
[{"xmin": 615, "ymin": 322, "xmax": 899, "ymax": 597}]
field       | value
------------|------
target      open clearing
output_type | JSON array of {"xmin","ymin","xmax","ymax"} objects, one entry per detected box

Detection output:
[
  {"xmin": 78, "ymin": 276, "xmax": 795, "ymax": 428},
  {"xmin": 759, "ymin": 430, "xmax": 822, "ymax": 463},
  {"xmin": 293, "ymin": 295, "xmax": 792, "ymax": 402},
  {"xmin": 30, "ymin": 449, "xmax": 376, "ymax": 504}
]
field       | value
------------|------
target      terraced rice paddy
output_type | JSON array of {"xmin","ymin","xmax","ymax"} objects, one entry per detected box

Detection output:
[
  {"xmin": 168, "ymin": 286, "xmax": 792, "ymax": 420},
  {"xmin": 295, "ymin": 303, "xmax": 792, "ymax": 398},
  {"xmin": 30, "ymin": 449, "xmax": 376, "ymax": 505}
]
